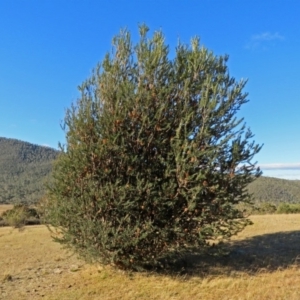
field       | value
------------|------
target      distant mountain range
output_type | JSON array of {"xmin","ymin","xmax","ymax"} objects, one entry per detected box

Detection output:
[
  {"xmin": 1, "ymin": 137, "xmax": 300, "ymax": 205},
  {"xmin": 0, "ymin": 137, "xmax": 58, "ymax": 204},
  {"xmin": 247, "ymin": 176, "xmax": 300, "ymax": 204}
]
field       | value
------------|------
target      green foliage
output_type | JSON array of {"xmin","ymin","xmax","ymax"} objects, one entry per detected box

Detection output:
[
  {"xmin": 276, "ymin": 203, "xmax": 300, "ymax": 214},
  {"xmin": 1, "ymin": 204, "xmax": 40, "ymax": 228},
  {"xmin": 45, "ymin": 25, "xmax": 262, "ymax": 271},
  {"xmin": 2, "ymin": 204, "xmax": 29, "ymax": 228},
  {"xmin": 246, "ymin": 202, "xmax": 300, "ymax": 215},
  {"xmin": 250, "ymin": 202, "xmax": 277, "ymax": 215},
  {"xmin": 0, "ymin": 137, "xmax": 58, "ymax": 205},
  {"xmin": 257, "ymin": 202, "xmax": 277, "ymax": 214}
]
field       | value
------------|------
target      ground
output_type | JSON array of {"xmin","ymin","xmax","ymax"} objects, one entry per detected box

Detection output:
[{"xmin": 0, "ymin": 210, "xmax": 300, "ymax": 299}]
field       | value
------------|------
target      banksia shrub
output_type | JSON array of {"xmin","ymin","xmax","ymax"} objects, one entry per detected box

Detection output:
[{"xmin": 45, "ymin": 25, "xmax": 262, "ymax": 270}]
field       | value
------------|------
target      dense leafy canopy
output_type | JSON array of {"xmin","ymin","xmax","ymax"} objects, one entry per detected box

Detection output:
[{"xmin": 46, "ymin": 25, "xmax": 262, "ymax": 270}]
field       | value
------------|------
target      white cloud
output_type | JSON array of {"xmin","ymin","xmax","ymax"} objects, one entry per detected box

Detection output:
[
  {"xmin": 262, "ymin": 169, "xmax": 300, "ymax": 180},
  {"xmin": 246, "ymin": 32, "xmax": 284, "ymax": 50},
  {"xmin": 259, "ymin": 163, "xmax": 300, "ymax": 180},
  {"xmin": 252, "ymin": 32, "xmax": 284, "ymax": 42},
  {"xmin": 259, "ymin": 163, "xmax": 300, "ymax": 170}
]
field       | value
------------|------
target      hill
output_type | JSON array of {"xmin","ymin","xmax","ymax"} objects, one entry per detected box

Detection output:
[
  {"xmin": 1, "ymin": 137, "xmax": 300, "ymax": 206},
  {"xmin": 248, "ymin": 176, "xmax": 300, "ymax": 204},
  {"xmin": 0, "ymin": 137, "xmax": 59, "ymax": 205}
]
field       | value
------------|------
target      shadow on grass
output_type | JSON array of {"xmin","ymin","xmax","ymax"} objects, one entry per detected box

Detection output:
[{"xmin": 153, "ymin": 230, "xmax": 300, "ymax": 277}]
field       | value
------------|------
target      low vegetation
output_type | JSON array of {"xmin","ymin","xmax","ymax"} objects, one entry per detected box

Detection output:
[
  {"xmin": 1, "ymin": 201, "xmax": 298, "ymax": 231},
  {"xmin": 0, "ymin": 204, "xmax": 40, "ymax": 228},
  {"xmin": 276, "ymin": 202, "xmax": 300, "ymax": 214},
  {"xmin": 239, "ymin": 201, "xmax": 300, "ymax": 215},
  {"xmin": 1, "ymin": 212, "xmax": 299, "ymax": 299}
]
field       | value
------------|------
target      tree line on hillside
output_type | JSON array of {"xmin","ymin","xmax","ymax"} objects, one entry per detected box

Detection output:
[
  {"xmin": 247, "ymin": 176, "xmax": 300, "ymax": 204},
  {"xmin": 0, "ymin": 137, "xmax": 58, "ymax": 204}
]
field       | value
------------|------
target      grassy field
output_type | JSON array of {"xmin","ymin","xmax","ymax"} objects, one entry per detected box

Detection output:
[{"xmin": 0, "ymin": 209, "xmax": 300, "ymax": 299}]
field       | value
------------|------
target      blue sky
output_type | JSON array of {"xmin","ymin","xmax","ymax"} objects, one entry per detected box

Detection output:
[{"xmin": 0, "ymin": 0, "xmax": 299, "ymax": 180}]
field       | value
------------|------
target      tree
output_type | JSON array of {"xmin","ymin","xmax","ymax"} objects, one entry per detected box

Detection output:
[{"xmin": 45, "ymin": 25, "xmax": 262, "ymax": 271}]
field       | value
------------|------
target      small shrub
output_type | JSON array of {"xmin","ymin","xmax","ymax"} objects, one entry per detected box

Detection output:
[
  {"xmin": 258, "ymin": 202, "xmax": 277, "ymax": 214},
  {"xmin": 1, "ymin": 204, "xmax": 40, "ymax": 228},
  {"xmin": 1, "ymin": 204, "xmax": 29, "ymax": 228},
  {"xmin": 235, "ymin": 202, "xmax": 277, "ymax": 215},
  {"xmin": 277, "ymin": 203, "xmax": 300, "ymax": 214}
]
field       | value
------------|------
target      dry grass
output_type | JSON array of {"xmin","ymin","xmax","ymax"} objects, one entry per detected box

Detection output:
[
  {"xmin": 0, "ymin": 205, "xmax": 13, "ymax": 215},
  {"xmin": 0, "ymin": 214, "xmax": 300, "ymax": 299}
]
